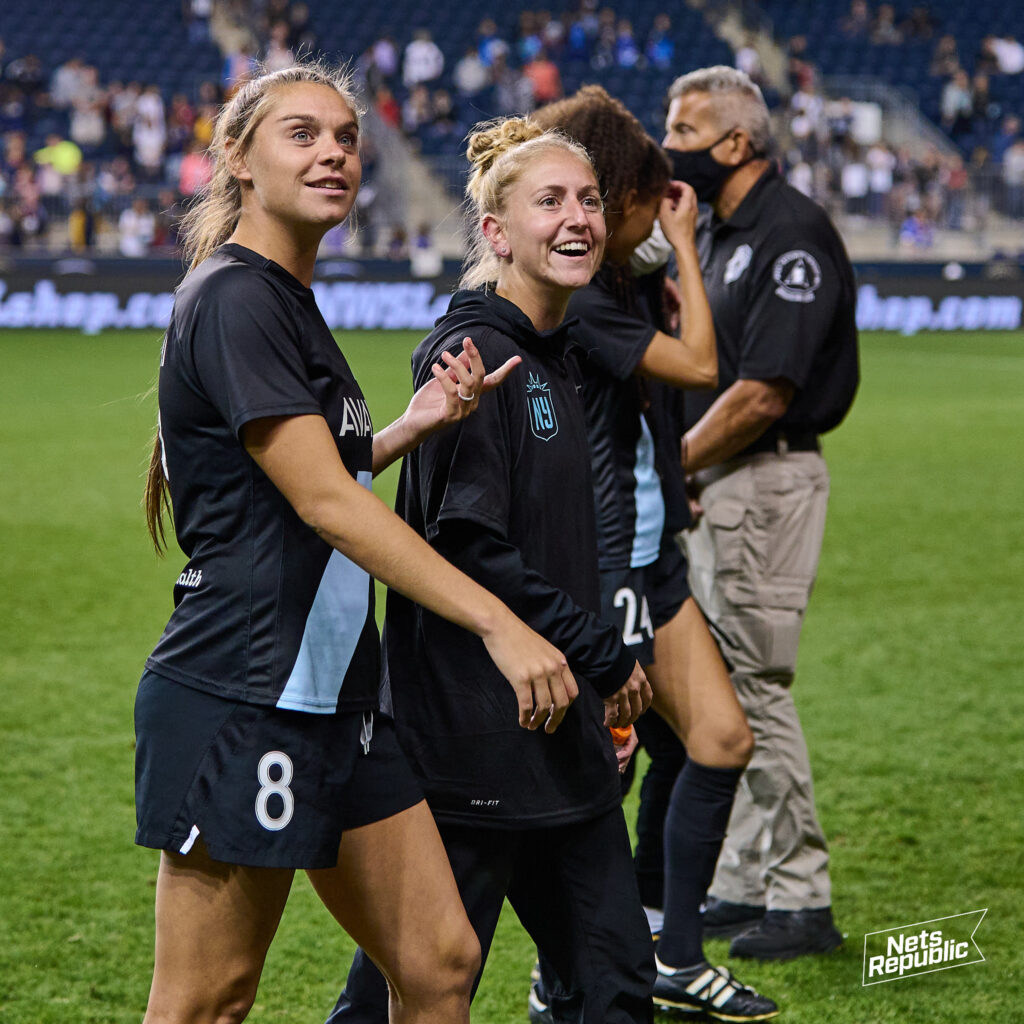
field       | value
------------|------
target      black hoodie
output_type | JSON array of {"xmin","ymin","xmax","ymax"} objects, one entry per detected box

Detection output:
[{"xmin": 383, "ymin": 288, "xmax": 635, "ymax": 827}]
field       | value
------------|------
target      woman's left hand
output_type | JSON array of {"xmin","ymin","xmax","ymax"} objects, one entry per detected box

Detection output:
[{"xmin": 403, "ymin": 336, "xmax": 522, "ymax": 442}]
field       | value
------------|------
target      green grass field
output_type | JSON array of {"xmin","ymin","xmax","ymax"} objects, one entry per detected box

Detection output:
[{"xmin": 1, "ymin": 327, "xmax": 1022, "ymax": 1023}]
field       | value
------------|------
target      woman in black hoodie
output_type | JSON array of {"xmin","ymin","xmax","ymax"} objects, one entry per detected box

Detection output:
[{"xmin": 330, "ymin": 119, "xmax": 657, "ymax": 1024}]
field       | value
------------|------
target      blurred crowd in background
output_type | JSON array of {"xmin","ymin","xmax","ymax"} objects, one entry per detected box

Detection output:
[{"xmin": 1, "ymin": 0, "xmax": 1023, "ymax": 258}]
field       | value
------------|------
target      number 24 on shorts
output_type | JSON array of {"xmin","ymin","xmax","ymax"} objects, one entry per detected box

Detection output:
[{"xmin": 614, "ymin": 586, "xmax": 654, "ymax": 646}]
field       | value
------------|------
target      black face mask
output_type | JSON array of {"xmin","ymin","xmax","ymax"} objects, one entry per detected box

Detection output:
[{"xmin": 666, "ymin": 128, "xmax": 755, "ymax": 203}]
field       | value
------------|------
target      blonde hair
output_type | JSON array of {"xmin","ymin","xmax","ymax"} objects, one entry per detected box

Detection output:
[
  {"xmin": 146, "ymin": 60, "xmax": 362, "ymax": 553},
  {"xmin": 179, "ymin": 60, "xmax": 363, "ymax": 274},
  {"xmin": 461, "ymin": 117, "xmax": 596, "ymax": 289}
]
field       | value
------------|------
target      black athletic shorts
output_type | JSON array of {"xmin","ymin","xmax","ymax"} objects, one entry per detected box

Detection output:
[
  {"xmin": 600, "ymin": 536, "xmax": 691, "ymax": 668},
  {"xmin": 134, "ymin": 670, "xmax": 423, "ymax": 869}
]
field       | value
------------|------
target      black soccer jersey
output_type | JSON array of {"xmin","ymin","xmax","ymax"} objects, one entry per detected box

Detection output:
[
  {"xmin": 687, "ymin": 164, "xmax": 859, "ymax": 437},
  {"xmin": 146, "ymin": 244, "xmax": 379, "ymax": 714},
  {"xmin": 384, "ymin": 288, "xmax": 635, "ymax": 827},
  {"xmin": 567, "ymin": 267, "xmax": 667, "ymax": 572}
]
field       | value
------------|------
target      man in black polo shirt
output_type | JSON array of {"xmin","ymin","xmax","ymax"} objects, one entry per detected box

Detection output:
[{"xmin": 662, "ymin": 66, "xmax": 858, "ymax": 961}]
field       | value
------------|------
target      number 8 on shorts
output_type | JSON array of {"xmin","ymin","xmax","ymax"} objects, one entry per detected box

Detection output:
[{"xmin": 255, "ymin": 750, "xmax": 295, "ymax": 831}]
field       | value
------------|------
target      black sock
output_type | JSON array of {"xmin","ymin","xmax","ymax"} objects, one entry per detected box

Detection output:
[
  {"xmin": 633, "ymin": 711, "xmax": 686, "ymax": 908},
  {"xmin": 655, "ymin": 759, "xmax": 743, "ymax": 968}
]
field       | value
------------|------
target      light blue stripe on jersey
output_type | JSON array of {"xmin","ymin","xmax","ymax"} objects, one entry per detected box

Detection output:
[
  {"xmin": 629, "ymin": 417, "xmax": 665, "ymax": 569},
  {"xmin": 277, "ymin": 470, "xmax": 373, "ymax": 714}
]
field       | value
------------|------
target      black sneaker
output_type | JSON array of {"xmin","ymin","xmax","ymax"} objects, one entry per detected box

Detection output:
[
  {"xmin": 702, "ymin": 897, "xmax": 766, "ymax": 939},
  {"xmin": 729, "ymin": 908, "xmax": 843, "ymax": 961},
  {"xmin": 653, "ymin": 957, "xmax": 779, "ymax": 1021},
  {"xmin": 528, "ymin": 962, "xmax": 553, "ymax": 1024}
]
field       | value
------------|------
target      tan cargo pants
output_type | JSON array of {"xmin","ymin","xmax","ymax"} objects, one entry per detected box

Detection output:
[{"xmin": 682, "ymin": 450, "xmax": 832, "ymax": 910}]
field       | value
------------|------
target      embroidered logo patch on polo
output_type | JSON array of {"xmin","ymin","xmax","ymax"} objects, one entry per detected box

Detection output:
[
  {"xmin": 724, "ymin": 244, "xmax": 753, "ymax": 284},
  {"xmin": 772, "ymin": 250, "xmax": 822, "ymax": 303}
]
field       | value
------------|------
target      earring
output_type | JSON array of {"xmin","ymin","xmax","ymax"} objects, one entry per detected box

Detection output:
[{"xmin": 500, "ymin": 247, "xmax": 509, "ymax": 256}]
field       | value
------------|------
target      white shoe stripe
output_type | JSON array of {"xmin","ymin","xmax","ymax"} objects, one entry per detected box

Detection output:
[
  {"xmin": 713, "ymin": 982, "xmax": 739, "ymax": 1008},
  {"xmin": 685, "ymin": 969, "xmax": 717, "ymax": 995}
]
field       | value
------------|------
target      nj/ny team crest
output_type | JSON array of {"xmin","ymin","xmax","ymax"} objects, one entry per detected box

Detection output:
[{"xmin": 526, "ymin": 372, "xmax": 558, "ymax": 442}]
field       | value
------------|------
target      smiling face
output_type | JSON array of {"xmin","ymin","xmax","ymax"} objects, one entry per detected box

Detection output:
[
  {"xmin": 231, "ymin": 81, "xmax": 361, "ymax": 236},
  {"xmin": 487, "ymin": 149, "xmax": 606, "ymax": 307}
]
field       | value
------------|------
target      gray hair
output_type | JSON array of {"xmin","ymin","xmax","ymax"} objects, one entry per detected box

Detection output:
[{"xmin": 667, "ymin": 66, "xmax": 772, "ymax": 156}]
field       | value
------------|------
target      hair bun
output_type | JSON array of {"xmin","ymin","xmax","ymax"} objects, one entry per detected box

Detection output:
[{"xmin": 466, "ymin": 117, "xmax": 544, "ymax": 176}]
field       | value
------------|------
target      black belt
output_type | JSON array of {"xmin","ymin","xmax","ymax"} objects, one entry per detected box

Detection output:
[{"xmin": 741, "ymin": 428, "xmax": 820, "ymax": 456}]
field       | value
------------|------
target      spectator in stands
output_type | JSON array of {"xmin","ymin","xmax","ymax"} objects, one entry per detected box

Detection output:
[
  {"xmin": 11, "ymin": 164, "xmax": 45, "ymax": 241},
  {"xmin": 50, "ymin": 56, "xmax": 87, "ymax": 110},
  {"xmin": 193, "ymin": 100, "xmax": 219, "ymax": 150},
  {"xmin": 991, "ymin": 114, "xmax": 1022, "ymax": 162},
  {"xmin": 34, "ymin": 134, "xmax": 83, "ymax": 192},
  {"xmin": 288, "ymin": 2, "xmax": 317, "ymax": 53},
  {"xmin": 386, "ymin": 223, "xmax": 408, "ymax": 260},
  {"xmin": 476, "ymin": 18, "xmax": 510, "ymax": 67},
  {"xmin": 118, "ymin": 195, "xmax": 155, "ymax": 256},
  {"xmin": 899, "ymin": 4, "xmax": 937, "ymax": 40},
  {"xmin": 401, "ymin": 84, "xmax": 433, "ymax": 136},
  {"xmin": 898, "ymin": 206, "xmax": 933, "ymax": 249},
  {"xmin": 264, "ymin": 20, "xmax": 295, "ymax": 74},
  {"xmin": 67, "ymin": 197, "xmax": 96, "ymax": 251},
  {"xmin": 2, "ymin": 131, "xmax": 28, "ymax": 181},
  {"xmin": 427, "ymin": 89, "xmax": 459, "ymax": 145},
  {"xmin": 409, "ymin": 221, "xmax": 442, "ymax": 278},
  {"xmin": 564, "ymin": 12, "xmax": 592, "ymax": 65},
  {"xmin": 178, "ymin": 139, "xmax": 213, "ymax": 196},
  {"xmin": 97, "ymin": 154, "xmax": 135, "ymax": 201},
  {"xmin": 5, "ymin": 54, "xmax": 45, "ymax": 96},
  {"xmin": 0, "ymin": 200, "xmax": 14, "ymax": 247},
  {"xmin": 866, "ymin": 141, "xmax": 896, "ymax": 217},
  {"xmin": 615, "ymin": 20, "xmax": 642, "ymax": 68},
  {"xmin": 870, "ymin": 4, "xmax": 903, "ymax": 45},
  {"xmin": 492, "ymin": 52, "xmax": 535, "ymax": 115},
  {"xmin": 69, "ymin": 66, "xmax": 107, "ymax": 158},
  {"xmin": 828, "ymin": 97, "xmax": 857, "ymax": 153},
  {"xmin": 971, "ymin": 73, "xmax": 999, "ymax": 134},
  {"xmin": 374, "ymin": 86, "xmax": 401, "ymax": 129},
  {"xmin": 644, "ymin": 13, "xmax": 675, "ymax": 70},
  {"xmin": 982, "ymin": 35, "xmax": 1024, "ymax": 76},
  {"xmin": 222, "ymin": 44, "xmax": 257, "ymax": 93},
  {"xmin": 166, "ymin": 95, "xmax": 197, "ymax": 171},
  {"xmin": 786, "ymin": 36, "xmax": 814, "ymax": 93},
  {"xmin": 941, "ymin": 70, "xmax": 973, "ymax": 140},
  {"xmin": 183, "ymin": 0, "xmax": 213, "ymax": 44},
  {"xmin": 840, "ymin": 0, "xmax": 871, "ymax": 40},
  {"xmin": 942, "ymin": 154, "xmax": 968, "ymax": 228},
  {"xmin": 517, "ymin": 11, "xmax": 543, "ymax": 65},
  {"xmin": 454, "ymin": 46, "xmax": 490, "ymax": 97},
  {"xmin": 523, "ymin": 49, "xmax": 563, "ymax": 105},
  {"xmin": 108, "ymin": 81, "xmax": 140, "ymax": 154},
  {"xmin": 403, "ymin": 28, "xmax": 445, "ymax": 89},
  {"xmin": 540, "ymin": 10, "xmax": 568, "ymax": 58},
  {"xmin": 930, "ymin": 35, "xmax": 960, "ymax": 78},
  {"xmin": 841, "ymin": 146, "xmax": 870, "ymax": 215},
  {"xmin": 1003, "ymin": 139, "xmax": 1024, "ymax": 217},
  {"xmin": 590, "ymin": 8, "xmax": 618, "ymax": 70},
  {"xmin": 370, "ymin": 36, "xmax": 399, "ymax": 82},
  {"xmin": 133, "ymin": 84, "xmax": 167, "ymax": 182},
  {"xmin": 787, "ymin": 157, "xmax": 814, "ymax": 197},
  {"xmin": 734, "ymin": 35, "xmax": 762, "ymax": 84}
]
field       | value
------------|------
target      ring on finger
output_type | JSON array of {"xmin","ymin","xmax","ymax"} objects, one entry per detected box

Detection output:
[{"xmin": 457, "ymin": 390, "xmax": 474, "ymax": 401}]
